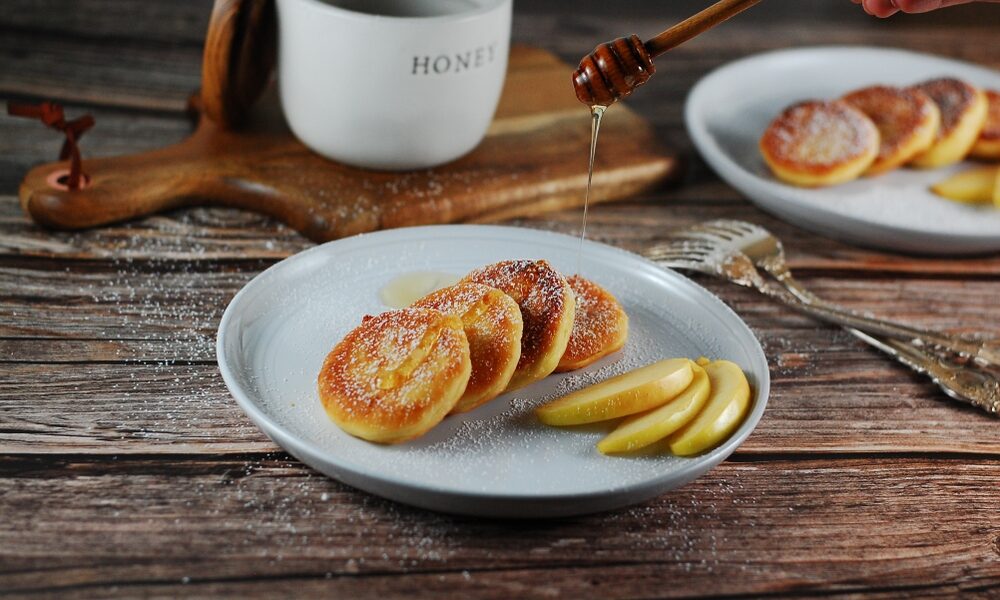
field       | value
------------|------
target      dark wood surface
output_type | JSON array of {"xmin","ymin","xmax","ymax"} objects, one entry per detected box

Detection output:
[{"xmin": 2, "ymin": 0, "xmax": 1000, "ymax": 597}]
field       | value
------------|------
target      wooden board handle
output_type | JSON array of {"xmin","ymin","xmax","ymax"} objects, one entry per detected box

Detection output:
[
  {"xmin": 20, "ymin": 156, "xmax": 203, "ymax": 230},
  {"xmin": 17, "ymin": 130, "xmax": 354, "ymax": 242},
  {"xmin": 17, "ymin": 130, "xmax": 283, "ymax": 231}
]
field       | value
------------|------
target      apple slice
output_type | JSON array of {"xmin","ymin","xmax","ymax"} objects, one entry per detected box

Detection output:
[
  {"xmin": 535, "ymin": 358, "xmax": 693, "ymax": 426},
  {"xmin": 994, "ymin": 167, "xmax": 1000, "ymax": 208},
  {"xmin": 597, "ymin": 361, "xmax": 710, "ymax": 454},
  {"xmin": 931, "ymin": 166, "xmax": 999, "ymax": 204},
  {"xmin": 666, "ymin": 360, "xmax": 751, "ymax": 457}
]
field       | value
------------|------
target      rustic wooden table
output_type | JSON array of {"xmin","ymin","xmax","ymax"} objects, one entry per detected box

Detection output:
[{"xmin": 2, "ymin": 0, "xmax": 999, "ymax": 597}]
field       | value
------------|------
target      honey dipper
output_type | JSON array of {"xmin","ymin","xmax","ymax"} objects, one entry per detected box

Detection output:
[{"xmin": 573, "ymin": 0, "xmax": 763, "ymax": 106}]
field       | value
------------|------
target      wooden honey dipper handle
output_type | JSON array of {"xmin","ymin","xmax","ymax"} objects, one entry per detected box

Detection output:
[
  {"xmin": 573, "ymin": 0, "xmax": 763, "ymax": 107},
  {"xmin": 644, "ymin": 0, "xmax": 763, "ymax": 57}
]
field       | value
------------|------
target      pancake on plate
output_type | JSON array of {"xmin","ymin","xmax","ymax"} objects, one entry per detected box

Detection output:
[
  {"xmin": 318, "ymin": 308, "xmax": 471, "ymax": 444},
  {"xmin": 412, "ymin": 282, "xmax": 523, "ymax": 413},
  {"xmin": 970, "ymin": 89, "xmax": 1000, "ymax": 160},
  {"xmin": 842, "ymin": 85, "xmax": 940, "ymax": 175},
  {"xmin": 759, "ymin": 99, "xmax": 879, "ymax": 187},
  {"xmin": 556, "ymin": 275, "xmax": 628, "ymax": 372},
  {"xmin": 462, "ymin": 260, "xmax": 575, "ymax": 390},
  {"xmin": 909, "ymin": 77, "xmax": 988, "ymax": 168}
]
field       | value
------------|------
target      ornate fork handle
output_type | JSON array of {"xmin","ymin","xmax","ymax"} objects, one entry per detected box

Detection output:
[
  {"xmin": 709, "ymin": 254, "xmax": 1000, "ymax": 413},
  {"xmin": 758, "ymin": 279, "xmax": 1000, "ymax": 413},
  {"xmin": 848, "ymin": 328, "xmax": 1000, "ymax": 414},
  {"xmin": 760, "ymin": 257, "xmax": 1000, "ymax": 367}
]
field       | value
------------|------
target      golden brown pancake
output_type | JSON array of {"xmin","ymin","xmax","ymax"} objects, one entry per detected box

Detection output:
[
  {"xmin": 970, "ymin": 89, "xmax": 1000, "ymax": 160},
  {"xmin": 760, "ymin": 99, "xmax": 879, "ymax": 187},
  {"xmin": 462, "ymin": 260, "xmax": 575, "ymax": 390},
  {"xmin": 412, "ymin": 282, "xmax": 523, "ymax": 413},
  {"xmin": 318, "ymin": 308, "xmax": 471, "ymax": 444},
  {"xmin": 556, "ymin": 275, "xmax": 628, "ymax": 372},
  {"xmin": 842, "ymin": 85, "xmax": 940, "ymax": 175},
  {"xmin": 909, "ymin": 78, "xmax": 988, "ymax": 168}
]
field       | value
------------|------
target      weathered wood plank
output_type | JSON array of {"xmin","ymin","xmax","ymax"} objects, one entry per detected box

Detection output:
[
  {"xmin": 0, "ymin": 108, "xmax": 194, "ymax": 193},
  {"xmin": 3, "ymin": 341, "xmax": 1000, "ymax": 456},
  {"xmin": 0, "ymin": 239, "xmax": 998, "ymax": 454},
  {"xmin": 2, "ymin": 275, "xmax": 994, "ymax": 349},
  {"xmin": 1, "ymin": 456, "xmax": 998, "ymax": 597},
  {"xmin": 0, "ymin": 364, "xmax": 268, "ymax": 453},
  {"xmin": 0, "ymin": 29, "xmax": 202, "ymax": 111},
  {"xmin": 0, "ymin": 0, "xmax": 212, "ymax": 45},
  {"xmin": 521, "ymin": 206, "xmax": 1000, "ymax": 276},
  {"xmin": 0, "ymin": 337, "xmax": 214, "ymax": 364},
  {"xmin": 2, "ymin": 256, "xmax": 997, "ymax": 341},
  {"xmin": 0, "ymin": 262, "xmax": 253, "ymax": 341},
  {"xmin": 4, "ymin": 197, "xmax": 1000, "ymax": 275}
]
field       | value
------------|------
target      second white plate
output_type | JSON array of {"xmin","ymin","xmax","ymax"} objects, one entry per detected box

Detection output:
[
  {"xmin": 217, "ymin": 225, "xmax": 769, "ymax": 518},
  {"xmin": 686, "ymin": 45, "xmax": 1000, "ymax": 255}
]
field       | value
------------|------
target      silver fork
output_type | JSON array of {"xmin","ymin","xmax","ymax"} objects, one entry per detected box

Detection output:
[
  {"xmin": 644, "ymin": 228, "xmax": 1000, "ymax": 414},
  {"xmin": 676, "ymin": 220, "xmax": 1000, "ymax": 368}
]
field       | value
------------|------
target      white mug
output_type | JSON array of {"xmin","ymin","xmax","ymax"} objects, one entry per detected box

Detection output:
[{"xmin": 276, "ymin": 0, "xmax": 512, "ymax": 170}]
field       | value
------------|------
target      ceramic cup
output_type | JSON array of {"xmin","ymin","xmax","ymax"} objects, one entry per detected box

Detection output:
[{"xmin": 276, "ymin": 0, "xmax": 512, "ymax": 170}]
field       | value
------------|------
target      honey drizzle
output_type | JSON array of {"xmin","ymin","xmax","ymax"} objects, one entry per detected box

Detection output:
[
  {"xmin": 379, "ymin": 271, "xmax": 461, "ymax": 309},
  {"xmin": 577, "ymin": 104, "xmax": 606, "ymax": 276}
]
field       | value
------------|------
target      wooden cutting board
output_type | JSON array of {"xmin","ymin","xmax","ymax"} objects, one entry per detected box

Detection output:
[{"xmin": 18, "ymin": 46, "xmax": 679, "ymax": 243}]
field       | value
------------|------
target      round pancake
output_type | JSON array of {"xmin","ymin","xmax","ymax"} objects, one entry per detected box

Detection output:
[
  {"xmin": 970, "ymin": 89, "xmax": 1000, "ymax": 159},
  {"xmin": 556, "ymin": 275, "xmax": 628, "ymax": 372},
  {"xmin": 909, "ymin": 78, "xmax": 988, "ymax": 168},
  {"xmin": 318, "ymin": 308, "xmax": 471, "ymax": 444},
  {"xmin": 462, "ymin": 260, "xmax": 575, "ymax": 390},
  {"xmin": 760, "ymin": 99, "xmax": 879, "ymax": 187},
  {"xmin": 412, "ymin": 282, "xmax": 523, "ymax": 413},
  {"xmin": 842, "ymin": 85, "xmax": 940, "ymax": 175}
]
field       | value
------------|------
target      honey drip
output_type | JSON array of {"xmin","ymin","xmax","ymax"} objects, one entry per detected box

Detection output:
[
  {"xmin": 577, "ymin": 104, "xmax": 606, "ymax": 275},
  {"xmin": 375, "ymin": 325, "xmax": 444, "ymax": 390}
]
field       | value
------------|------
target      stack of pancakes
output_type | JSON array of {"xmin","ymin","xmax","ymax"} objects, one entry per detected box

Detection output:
[
  {"xmin": 318, "ymin": 260, "xmax": 629, "ymax": 443},
  {"xmin": 760, "ymin": 77, "xmax": 1000, "ymax": 187}
]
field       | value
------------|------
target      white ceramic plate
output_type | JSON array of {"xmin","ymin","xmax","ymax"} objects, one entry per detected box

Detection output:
[
  {"xmin": 686, "ymin": 46, "xmax": 1000, "ymax": 255},
  {"xmin": 217, "ymin": 225, "xmax": 769, "ymax": 518}
]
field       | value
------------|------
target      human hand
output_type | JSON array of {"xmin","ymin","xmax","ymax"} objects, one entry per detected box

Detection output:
[{"xmin": 851, "ymin": 0, "xmax": 995, "ymax": 17}]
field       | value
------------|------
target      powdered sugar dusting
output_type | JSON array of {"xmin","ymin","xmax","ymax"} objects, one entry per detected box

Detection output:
[
  {"xmin": 463, "ymin": 260, "xmax": 572, "ymax": 372},
  {"xmin": 842, "ymin": 85, "xmax": 937, "ymax": 162},
  {"xmin": 319, "ymin": 308, "xmax": 468, "ymax": 430},
  {"xmin": 913, "ymin": 77, "xmax": 978, "ymax": 136},
  {"xmin": 694, "ymin": 46, "xmax": 1000, "ymax": 244},
  {"xmin": 413, "ymin": 282, "xmax": 522, "ymax": 408},
  {"xmin": 560, "ymin": 275, "xmax": 627, "ymax": 367},
  {"xmin": 763, "ymin": 100, "xmax": 877, "ymax": 166}
]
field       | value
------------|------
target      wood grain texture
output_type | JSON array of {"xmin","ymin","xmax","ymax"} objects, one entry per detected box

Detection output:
[
  {"xmin": 5, "ymin": 195, "xmax": 1000, "ymax": 275},
  {"xmin": 1, "ymin": 457, "xmax": 999, "ymax": 597},
  {"xmin": 3, "ymin": 0, "xmax": 1000, "ymax": 597},
  {"xmin": 3, "ymin": 358, "xmax": 1000, "ymax": 455},
  {"xmin": 0, "ymin": 29, "xmax": 203, "ymax": 112},
  {"xmin": 199, "ymin": 0, "xmax": 275, "ymax": 127},
  {"xmin": 1, "ymin": 253, "xmax": 998, "ymax": 455},
  {"xmin": 0, "ymin": 0, "xmax": 212, "ymax": 44}
]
